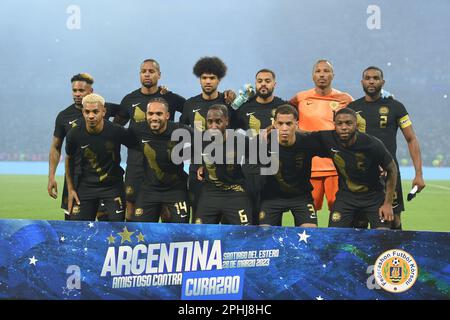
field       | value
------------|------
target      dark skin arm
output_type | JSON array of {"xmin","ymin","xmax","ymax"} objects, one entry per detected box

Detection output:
[
  {"xmin": 48, "ymin": 136, "xmax": 63, "ymax": 198},
  {"xmin": 65, "ymin": 155, "xmax": 80, "ymax": 214},
  {"xmin": 379, "ymin": 160, "xmax": 397, "ymax": 222},
  {"xmin": 401, "ymin": 125, "xmax": 425, "ymax": 192}
]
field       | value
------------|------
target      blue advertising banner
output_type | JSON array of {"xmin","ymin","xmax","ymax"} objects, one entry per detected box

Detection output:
[{"xmin": 0, "ymin": 219, "xmax": 448, "ymax": 300}]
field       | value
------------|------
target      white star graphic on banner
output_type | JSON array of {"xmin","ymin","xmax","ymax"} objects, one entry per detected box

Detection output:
[
  {"xmin": 29, "ymin": 256, "xmax": 38, "ymax": 265},
  {"xmin": 88, "ymin": 222, "xmax": 94, "ymax": 228},
  {"xmin": 298, "ymin": 230, "xmax": 311, "ymax": 243},
  {"xmin": 60, "ymin": 236, "xmax": 66, "ymax": 242}
]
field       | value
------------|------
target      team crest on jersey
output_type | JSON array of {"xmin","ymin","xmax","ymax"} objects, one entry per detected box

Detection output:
[
  {"xmin": 329, "ymin": 101, "xmax": 340, "ymax": 110},
  {"xmin": 126, "ymin": 186, "xmax": 134, "ymax": 196},
  {"xmin": 378, "ymin": 106, "xmax": 389, "ymax": 116},
  {"xmin": 374, "ymin": 249, "xmax": 418, "ymax": 293},
  {"xmin": 331, "ymin": 211, "xmax": 341, "ymax": 222},
  {"xmin": 135, "ymin": 208, "xmax": 143, "ymax": 216}
]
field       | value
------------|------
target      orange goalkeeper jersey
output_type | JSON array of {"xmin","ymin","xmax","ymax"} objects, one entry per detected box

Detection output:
[{"xmin": 290, "ymin": 88, "xmax": 353, "ymax": 177}]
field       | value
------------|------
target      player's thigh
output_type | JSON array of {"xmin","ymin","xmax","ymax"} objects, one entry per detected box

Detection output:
[
  {"xmin": 124, "ymin": 165, "xmax": 143, "ymax": 204},
  {"xmin": 290, "ymin": 195, "xmax": 318, "ymax": 227},
  {"xmin": 132, "ymin": 192, "xmax": 162, "ymax": 222},
  {"xmin": 328, "ymin": 194, "xmax": 356, "ymax": 228},
  {"xmin": 195, "ymin": 190, "xmax": 222, "ymax": 224},
  {"xmin": 102, "ymin": 195, "xmax": 126, "ymax": 222},
  {"xmin": 71, "ymin": 198, "xmax": 98, "ymax": 221},
  {"xmin": 259, "ymin": 199, "xmax": 284, "ymax": 226},
  {"xmin": 161, "ymin": 200, "xmax": 190, "ymax": 223},
  {"xmin": 222, "ymin": 192, "xmax": 253, "ymax": 226},
  {"xmin": 363, "ymin": 193, "xmax": 391, "ymax": 229}
]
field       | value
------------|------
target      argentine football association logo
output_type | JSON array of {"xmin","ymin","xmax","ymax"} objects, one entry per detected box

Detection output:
[{"xmin": 374, "ymin": 249, "xmax": 418, "ymax": 293}]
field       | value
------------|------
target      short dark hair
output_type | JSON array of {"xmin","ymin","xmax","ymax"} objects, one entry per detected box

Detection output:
[
  {"xmin": 313, "ymin": 59, "xmax": 334, "ymax": 73},
  {"xmin": 362, "ymin": 66, "xmax": 384, "ymax": 79},
  {"xmin": 193, "ymin": 57, "xmax": 227, "ymax": 79},
  {"xmin": 207, "ymin": 104, "xmax": 228, "ymax": 119},
  {"xmin": 334, "ymin": 107, "xmax": 357, "ymax": 121},
  {"xmin": 256, "ymin": 68, "xmax": 276, "ymax": 79},
  {"xmin": 275, "ymin": 104, "xmax": 298, "ymax": 121},
  {"xmin": 147, "ymin": 97, "xmax": 169, "ymax": 112},
  {"xmin": 71, "ymin": 73, "xmax": 94, "ymax": 85},
  {"xmin": 141, "ymin": 58, "xmax": 160, "ymax": 72}
]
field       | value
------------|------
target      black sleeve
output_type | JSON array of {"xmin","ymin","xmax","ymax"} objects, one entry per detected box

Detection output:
[
  {"xmin": 105, "ymin": 102, "xmax": 121, "ymax": 119},
  {"xmin": 65, "ymin": 128, "xmax": 78, "ymax": 156},
  {"xmin": 53, "ymin": 112, "xmax": 65, "ymax": 139},
  {"xmin": 118, "ymin": 126, "xmax": 139, "ymax": 148},
  {"xmin": 117, "ymin": 96, "xmax": 131, "ymax": 121},
  {"xmin": 167, "ymin": 92, "xmax": 186, "ymax": 114},
  {"xmin": 180, "ymin": 102, "xmax": 190, "ymax": 125},
  {"xmin": 304, "ymin": 131, "xmax": 331, "ymax": 158}
]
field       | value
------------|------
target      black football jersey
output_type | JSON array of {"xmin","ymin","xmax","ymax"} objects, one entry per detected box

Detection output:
[
  {"xmin": 349, "ymin": 97, "xmax": 410, "ymax": 157},
  {"xmin": 235, "ymin": 96, "xmax": 287, "ymax": 134},
  {"xmin": 131, "ymin": 121, "xmax": 192, "ymax": 192},
  {"xmin": 66, "ymin": 120, "xmax": 138, "ymax": 187},
  {"xmin": 317, "ymin": 130, "xmax": 394, "ymax": 193},
  {"xmin": 262, "ymin": 132, "xmax": 327, "ymax": 198}
]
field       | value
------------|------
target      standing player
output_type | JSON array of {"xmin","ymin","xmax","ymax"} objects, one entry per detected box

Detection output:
[
  {"xmin": 289, "ymin": 60, "xmax": 353, "ymax": 217},
  {"xmin": 319, "ymin": 108, "xmax": 397, "ymax": 229},
  {"xmin": 65, "ymin": 94, "xmax": 137, "ymax": 221},
  {"xmin": 235, "ymin": 69, "xmax": 286, "ymax": 135},
  {"xmin": 48, "ymin": 73, "xmax": 120, "ymax": 219},
  {"xmin": 180, "ymin": 57, "xmax": 235, "ymax": 220},
  {"xmin": 234, "ymin": 69, "xmax": 287, "ymax": 225},
  {"xmin": 195, "ymin": 105, "xmax": 252, "ymax": 225},
  {"xmin": 115, "ymin": 59, "xmax": 186, "ymax": 219},
  {"xmin": 259, "ymin": 105, "xmax": 325, "ymax": 227},
  {"xmin": 128, "ymin": 98, "xmax": 192, "ymax": 223},
  {"xmin": 348, "ymin": 66, "xmax": 425, "ymax": 229}
]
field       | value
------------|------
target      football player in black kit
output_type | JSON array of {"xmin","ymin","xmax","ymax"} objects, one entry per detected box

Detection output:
[
  {"xmin": 114, "ymin": 59, "xmax": 186, "ymax": 219},
  {"xmin": 180, "ymin": 57, "xmax": 236, "ymax": 221},
  {"xmin": 348, "ymin": 66, "xmax": 425, "ymax": 230},
  {"xmin": 234, "ymin": 69, "xmax": 287, "ymax": 225},
  {"xmin": 319, "ymin": 108, "xmax": 398, "ymax": 229},
  {"xmin": 259, "ymin": 105, "xmax": 324, "ymax": 227},
  {"xmin": 65, "ymin": 94, "xmax": 137, "ymax": 221},
  {"xmin": 128, "ymin": 98, "xmax": 192, "ymax": 223},
  {"xmin": 195, "ymin": 104, "xmax": 252, "ymax": 225},
  {"xmin": 48, "ymin": 73, "xmax": 120, "ymax": 220}
]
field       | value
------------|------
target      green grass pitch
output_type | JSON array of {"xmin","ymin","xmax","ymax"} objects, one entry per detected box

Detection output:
[{"xmin": 0, "ymin": 174, "xmax": 448, "ymax": 232}]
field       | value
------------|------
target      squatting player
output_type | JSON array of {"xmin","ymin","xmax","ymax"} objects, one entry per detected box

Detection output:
[
  {"xmin": 348, "ymin": 66, "xmax": 425, "ymax": 230},
  {"xmin": 259, "ymin": 105, "xmax": 325, "ymax": 227},
  {"xmin": 65, "ymin": 94, "xmax": 137, "ymax": 221},
  {"xmin": 319, "ymin": 108, "xmax": 398, "ymax": 229},
  {"xmin": 115, "ymin": 59, "xmax": 186, "ymax": 219},
  {"xmin": 128, "ymin": 98, "xmax": 192, "ymax": 223},
  {"xmin": 180, "ymin": 57, "xmax": 236, "ymax": 220},
  {"xmin": 195, "ymin": 104, "xmax": 252, "ymax": 225},
  {"xmin": 48, "ymin": 73, "xmax": 120, "ymax": 219},
  {"xmin": 234, "ymin": 69, "xmax": 287, "ymax": 224}
]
